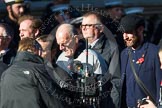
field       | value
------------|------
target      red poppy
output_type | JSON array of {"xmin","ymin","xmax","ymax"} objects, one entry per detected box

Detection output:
[{"xmin": 136, "ymin": 54, "xmax": 145, "ymax": 64}]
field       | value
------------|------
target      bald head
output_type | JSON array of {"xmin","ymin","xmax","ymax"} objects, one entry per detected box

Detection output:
[
  {"xmin": 56, "ymin": 23, "xmax": 77, "ymax": 39},
  {"xmin": 56, "ymin": 23, "xmax": 78, "ymax": 45},
  {"xmin": 55, "ymin": 23, "xmax": 79, "ymax": 57}
]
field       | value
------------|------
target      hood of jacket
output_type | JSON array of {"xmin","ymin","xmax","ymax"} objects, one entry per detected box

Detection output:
[{"xmin": 14, "ymin": 51, "xmax": 44, "ymax": 64}]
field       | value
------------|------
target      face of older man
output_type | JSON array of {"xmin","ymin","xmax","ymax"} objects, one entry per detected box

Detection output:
[
  {"xmin": 56, "ymin": 31, "xmax": 77, "ymax": 58},
  {"xmin": 81, "ymin": 14, "xmax": 103, "ymax": 43}
]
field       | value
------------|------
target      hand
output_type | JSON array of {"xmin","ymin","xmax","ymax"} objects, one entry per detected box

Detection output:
[{"xmin": 139, "ymin": 96, "xmax": 156, "ymax": 108}]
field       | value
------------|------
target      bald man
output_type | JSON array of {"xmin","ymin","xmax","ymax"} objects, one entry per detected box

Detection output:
[{"xmin": 56, "ymin": 23, "xmax": 107, "ymax": 77}]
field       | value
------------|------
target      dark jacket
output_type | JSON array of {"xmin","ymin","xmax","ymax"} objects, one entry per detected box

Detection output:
[
  {"xmin": 0, "ymin": 49, "xmax": 17, "ymax": 65},
  {"xmin": 0, "ymin": 51, "xmax": 70, "ymax": 108},
  {"xmin": 0, "ymin": 61, "xmax": 8, "ymax": 77},
  {"xmin": 104, "ymin": 17, "xmax": 126, "ymax": 52},
  {"xmin": 0, "ymin": 16, "xmax": 20, "ymax": 49},
  {"xmin": 92, "ymin": 34, "xmax": 121, "ymax": 108},
  {"xmin": 120, "ymin": 42, "xmax": 162, "ymax": 107}
]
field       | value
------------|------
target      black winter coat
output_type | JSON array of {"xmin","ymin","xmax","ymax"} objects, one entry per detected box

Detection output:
[{"xmin": 0, "ymin": 51, "xmax": 70, "ymax": 108}]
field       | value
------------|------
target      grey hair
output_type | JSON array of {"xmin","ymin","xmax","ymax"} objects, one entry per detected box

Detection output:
[{"xmin": 56, "ymin": 23, "xmax": 78, "ymax": 37}]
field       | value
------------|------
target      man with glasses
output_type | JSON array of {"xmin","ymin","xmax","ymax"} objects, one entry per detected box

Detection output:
[
  {"xmin": 56, "ymin": 23, "xmax": 109, "ymax": 107},
  {"xmin": 0, "ymin": 23, "xmax": 15, "ymax": 76},
  {"xmin": 0, "ymin": 23, "xmax": 16, "ymax": 66},
  {"xmin": 56, "ymin": 23, "xmax": 107, "ymax": 76},
  {"xmin": 81, "ymin": 12, "xmax": 121, "ymax": 108}
]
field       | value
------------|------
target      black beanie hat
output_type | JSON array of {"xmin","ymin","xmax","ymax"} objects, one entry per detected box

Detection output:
[{"xmin": 119, "ymin": 14, "xmax": 145, "ymax": 33}]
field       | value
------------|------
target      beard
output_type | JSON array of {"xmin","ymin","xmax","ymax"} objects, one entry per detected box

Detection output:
[
  {"xmin": 10, "ymin": 8, "xmax": 24, "ymax": 21},
  {"xmin": 124, "ymin": 36, "xmax": 141, "ymax": 48}
]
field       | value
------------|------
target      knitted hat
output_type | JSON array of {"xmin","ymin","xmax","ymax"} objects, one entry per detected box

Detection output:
[{"xmin": 119, "ymin": 14, "xmax": 145, "ymax": 33}]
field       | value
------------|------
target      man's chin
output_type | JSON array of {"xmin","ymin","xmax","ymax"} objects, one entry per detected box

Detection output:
[{"xmin": 64, "ymin": 53, "xmax": 71, "ymax": 58}]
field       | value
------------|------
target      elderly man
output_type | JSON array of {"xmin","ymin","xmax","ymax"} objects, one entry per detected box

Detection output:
[
  {"xmin": 56, "ymin": 23, "xmax": 107, "ymax": 76},
  {"xmin": 56, "ymin": 23, "xmax": 109, "ymax": 107}
]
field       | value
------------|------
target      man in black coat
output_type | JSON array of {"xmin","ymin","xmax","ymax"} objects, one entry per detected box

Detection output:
[
  {"xmin": 0, "ymin": 38, "xmax": 72, "ymax": 108},
  {"xmin": 0, "ymin": 61, "xmax": 8, "ymax": 77}
]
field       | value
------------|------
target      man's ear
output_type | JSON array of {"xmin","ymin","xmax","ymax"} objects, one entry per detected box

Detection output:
[
  {"xmin": 95, "ymin": 25, "xmax": 104, "ymax": 33},
  {"xmin": 34, "ymin": 29, "xmax": 40, "ymax": 38},
  {"xmin": 99, "ymin": 25, "xmax": 104, "ymax": 33},
  {"xmin": 73, "ymin": 35, "xmax": 79, "ymax": 43}
]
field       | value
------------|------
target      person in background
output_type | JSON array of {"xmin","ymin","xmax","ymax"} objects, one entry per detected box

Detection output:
[
  {"xmin": 124, "ymin": 7, "xmax": 144, "ymax": 15},
  {"xmin": 0, "ymin": 23, "xmax": 16, "ymax": 65},
  {"xmin": 0, "ymin": 24, "xmax": 13, "ymax": 76},
  {"xmin": 18, "ymin": 15, "xmax": 42, "ymax": 40},
  {"xmin": 148, "ymin": 14, "xmax": 162, "ymax": 45},
  {"xmin": 119, "ymin": 14, "xmax": 162, "ymax": 108},
  {"xmin": 104, "ymin": 0, "xmax": 125, "ymax": 52},
  {"xmin": 40, "ymin": 0, "xmax": 81, "ymax": 35},
  {"xmin": 70, "ymin": 16, "xmax": 83, "ymax": 40},
  {"xmin": 104, "ymin": 1, "xmax": 124, "ymax": 21},
  {"xmin": 1, "ymin": 0, "xmax": 30, "ymax": 49},
  {"xmin": 36, "ymin": 34, "xmax": 59, "ymax": 66}
]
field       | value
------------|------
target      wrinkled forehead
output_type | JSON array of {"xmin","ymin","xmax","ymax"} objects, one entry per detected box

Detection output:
[
  {"xmin": 82, "ymin": 15, "xmax": 100, "ymax": 24},
  {"xmin": 56, "ymin": 32, "xmax": 71, "ymax": 43}
]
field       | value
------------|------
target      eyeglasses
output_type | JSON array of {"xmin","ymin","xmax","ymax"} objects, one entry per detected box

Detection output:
[
  {"xmin": 0, "ymin": 36, "xmax": 10, "ymax": 39},
  {"xmin": 80, "ymin": 24, "xmax": 102, "ymax": 29}
]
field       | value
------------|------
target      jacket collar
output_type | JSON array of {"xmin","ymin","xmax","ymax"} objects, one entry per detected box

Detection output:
[
  {"xmin": 92, "ymin": 33, "xmax": 106, "ymax": 53},
  {"xmin": 14, "ymin": 51, "xmax": 44, "ymax": 64}
]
